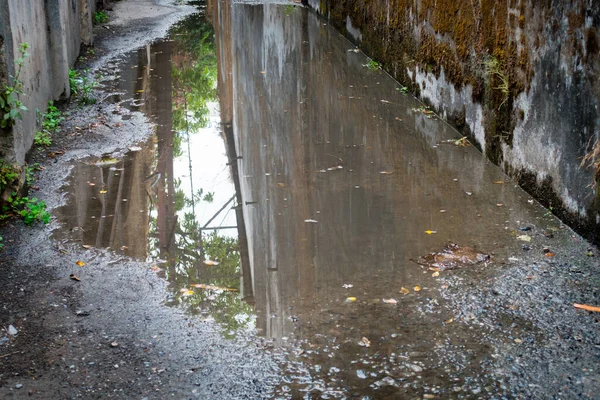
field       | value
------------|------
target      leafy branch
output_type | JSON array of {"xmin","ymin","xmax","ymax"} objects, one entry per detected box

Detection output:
[{"xmin": 0, "ymin": 43, "xmax": 29, "ymax": 128}]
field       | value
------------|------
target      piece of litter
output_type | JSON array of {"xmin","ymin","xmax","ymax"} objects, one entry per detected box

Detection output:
[
  {"xmin": 342, "ymin": 284, "xmax": 353, "ymax": 288},
  {"xmin": 7, "ymin": 325, "xmax": 18, "ymax": 336},
  {"xmin": 304, "ymin": 219, "xmax": 318, "ymax": 223}
]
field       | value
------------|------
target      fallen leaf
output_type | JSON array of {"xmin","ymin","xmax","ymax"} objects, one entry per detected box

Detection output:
[
  {"xmin": 379, "ymin": 171, "xmax": 394, "ymax": 175},
  {"xmin": 150, "ymin": 266, "xmax": 161, "ymax": 272},
  {"xmin": 382, "ymin": 298, "xmax": 398, "ymax": 304},
  {"xmin": 260, "ymin": 70, "xmax": 266, "ymax": 74},
  {"xmin": 82, "ymin": 245, "xmax": 93, "ymax": 249},
  {"xmin": 203, "ymin": 260, "xmax": 220, "ymax": 266},
  {"xmin": 574, "ymin": 303, "xmax": 600, "ymax": 312},
  {"xmin": 190, "ymin": 284, "xmax": 238, "ymax": 292},
  {"xmin": 89, "ymin": 182, "xmax": 96, "ymax": 186},
  {"xmin": 180, "ymin": 289, "xmax": 194, "ymax": 296},
  {"xmin": 424, "ymin": 395, "xmax": 435, "ymax": 399},
  {"xmin": 70, "ymin": 274, "xmax": 80, "ymax": 281},
  {"xmin": 359, "ymin": 337, "xmax": 371, "ymax": 347},
  {"xmin": 432, "ymin": 271, "xmax": 440, "ymax": 277},
  {"xmin": 425, "ymin": 230, "xmax": 437, "ymax": 235},
  {"xmin": 128, "ymin": 146, "xmax": 142, "ymax": 152},
  {"xmin": 75, "ymin": 260, "xmax": 85, "ymax": 267},
  {"xmin": 59, "ymin": 249, "xmax": 68, "ymax": 254},
  {"xmin": 413, "ymin": 286, "xmax": 422, "ymax": 292},
  {"xmin": 99, "ymin": 190, "xmax": 107, "ymax": 194},
  {"xmin": 493, "ymin": 181, "xmax": 505, "ymax": 184},
  {"xmin": 517, "ymin": 235, "xmax": 532, "ymax": 242},
  {"xmin": 496, "ymin": 203, "xmax": 503, "ymax": 207},
  {"xmin": 277, "ymin": 183, "xmax": 285, "ymax": 187},
  {"xmin": 545, "ymin": 252, "xmax": 555, "ymax": 257},
  {"xmin": 514, "ymin": 338, "xmax": 523, "ymax": 344},
  {"xmin": 445, "ymin": 318, "xmax": 454, "ymax": 324},
  {"xmin": 136, "ymin": 90, "xmax": 144, "ymax": 93},
  {"xmin": 345, "ymin": 296, "xmax": 357, "ymax": 303},
  {"xmin": 400, "ymin": 287, "xmax": 410, "ymax": 295}
]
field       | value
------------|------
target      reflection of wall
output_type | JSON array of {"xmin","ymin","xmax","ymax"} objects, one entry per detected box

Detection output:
[
  {"xmin": 59, "ymin": 41, "xmax": 176, "ymax": 260},
  {"xmin": 217, "ymin": 4, "xmax": 544, "ymax": 341},
  {"xmin": 62, "ymin": 141, "xmax": 154, "ymax": 259}
]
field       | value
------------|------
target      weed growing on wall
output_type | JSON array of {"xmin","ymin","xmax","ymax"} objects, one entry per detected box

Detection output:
[
  {"xmin": 482, "ymin": 56, "xmax": 509, "ymax": 108},
  {"xmin": 0, "ymin": 43, "xmax": 29, "ymax": 128}
]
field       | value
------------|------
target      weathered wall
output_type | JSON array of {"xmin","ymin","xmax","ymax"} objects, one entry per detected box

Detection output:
[
  {"xmin": 317, "ymin": 0, "xmax": 600, "ymax": 241},
  {"xmin": 0, "ymin": 0, "xmax": 96, "ymax": 165}
]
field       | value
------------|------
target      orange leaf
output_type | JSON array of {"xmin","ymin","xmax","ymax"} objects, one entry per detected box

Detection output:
[
  {"xmin": 545, "ymin": 252, "xmax": 555, "ymax": 257},
  {"xmin": 574, "ymin": 303, "xmax": 600, "ymax": 312},
  {"xmin": 75, "ymin": 260, "xmax": 85, "ymax": 267}
]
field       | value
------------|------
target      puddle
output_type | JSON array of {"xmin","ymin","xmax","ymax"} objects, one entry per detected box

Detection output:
[{"xmin": 55, "ymin": 2, "xmax": 585, "ymax": 398}]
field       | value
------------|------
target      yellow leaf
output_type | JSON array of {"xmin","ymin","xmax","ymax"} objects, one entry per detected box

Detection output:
[
  {"xmin": 493, "ymin": 181, "xmax": 505, "ymax": 184},
  {"xmin": 180, "ymin": 289, "xmax": 194, "ymax": 296},
  {"xmin": 203, "ymin": 260, "xmax": 219, "ymax": 266},
  {"xmin": 432, "ymin": 271, "xmax": 440, "ymax": 277},
  {"xmin": 400, "ymin": 287, "xmax": 410, "ymax": 295},
  {"xmin": 445, "ymin": 318, "xmax": 454, "ymax": 324},
  {"xmin": 99, "ymin": 190, "xmax": 107, "ymax": 194},
  {"xmin": 75, "ymin": 260, "xmax": 85, "ymax": 267},
  {"xmin": 137, "ymin": 90, "xmax": 144, "ymax": 93},
  {"xmin": 413, "ymin": 286, "xmax": 421, "ymax": 292},
  {"xmin": 425, "ymin": 230, "xmax": 437, "ymax": 235},
  {"xmin": 345, "ymin": 296, "xmax": 357, "ymax": 302}
]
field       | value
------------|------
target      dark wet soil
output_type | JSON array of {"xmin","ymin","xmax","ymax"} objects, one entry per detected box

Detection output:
[{"xmin": 1, "ymin": 1, "xmax": 600, "ymax": 399}]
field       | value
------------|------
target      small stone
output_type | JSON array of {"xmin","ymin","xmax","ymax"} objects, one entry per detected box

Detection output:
[
  {"xmin": 110, "ymin": 342, "xmax": 119, "ymax": 347},
  {"xmin": 408, "ymin": 364, "xmax": 423, "ymax": 372},
  {"xmin": 15, "ymin": 384, "xmax": 23, "ymax": 389},
  {"xmin": 7, "ymin": 325, "xmax": 18, "ymax": 336}
]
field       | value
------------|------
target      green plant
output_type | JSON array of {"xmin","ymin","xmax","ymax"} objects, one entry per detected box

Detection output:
[
  {"xmin": 365, "ymin": 59, "xmax": 381, "ymax": 70},
  {"xmin": 0, "ymin": 43, "xmax": 29, "ymax": 128},
  {"xmin": 2, "ymin": 194, "xmax": 50, "ymax": 225},
  {"xmin": 34, "ymin": 130, "xmax": 52, "ymax": 147},
  {"xmin": 24, "ymin": 163, "xmax": 39, "ymax": 187},
  {"xmin": 93, "ymin": 11, "xmax": 109, "ymax": 24},
  {"xmin": 396, "ymin": 86, "xmax": 408, "ymax": 94},
  {"xmin": 69, "ymin": 69, "xmax": 97, "ymax": 104},
  {"xmin": 482, "ymin": 56, "xmax": 509, "ymax": 108},
  {"xmin": 0, "ymin": 235, "xmax": 3, "ymax": 251},
  {"xmin": 0, "ymin": 162, "xmax": 20, "ymax": 193},
  {"xmin": 283, "ymin": 5, "xmax": 296, "ymax": 16}
]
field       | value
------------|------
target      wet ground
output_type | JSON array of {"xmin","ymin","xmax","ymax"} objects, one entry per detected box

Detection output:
[{"xmin": 1, "ymin": 0, "xmax": 600, "ymax": 398}]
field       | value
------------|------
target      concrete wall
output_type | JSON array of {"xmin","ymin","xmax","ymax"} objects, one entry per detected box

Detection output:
[
  {"xmin": 317, "ymin": 0, "xmax": 600, "ymax": 241},
  {"xmin": 0, "ymin": 0, "xmax": 96, "ymax": 165}
]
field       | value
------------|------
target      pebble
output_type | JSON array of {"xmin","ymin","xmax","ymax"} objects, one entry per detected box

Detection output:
[
  {"xmin": 7, "ymin": 325, "xmax": 18, "ymax": 336},
  {"xmin": 15, "ymin": 384, "xmax": 23, "ymax": 389},
  {"xmin": 408, "ymin": 364, "xmax": 423, "ymax": 373}
]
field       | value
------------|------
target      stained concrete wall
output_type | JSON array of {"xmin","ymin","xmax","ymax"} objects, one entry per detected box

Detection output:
[
  {"xmin": 0, "ymin": 0, "xmax": 96, "ymax": 165},
  {"xmin": 318, "ymin": 0, "xmax": 600, "ymax": 241}
]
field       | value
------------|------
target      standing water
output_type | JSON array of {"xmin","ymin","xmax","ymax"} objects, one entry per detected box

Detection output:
[{"xmin": 54, "ymin": 1, "xmax": 600, "ymax": 398}]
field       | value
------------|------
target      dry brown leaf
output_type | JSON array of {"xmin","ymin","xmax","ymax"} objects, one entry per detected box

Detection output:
[
  {"xmin": 400, "ymin": 287, "xmax": 410, "ymax": 295},
  {"xmin": 359, "ymin": 337, "xmax": 371, "ymax": 347},
  {"xmin": 382, "ymin": 298, "xmax": 398, "ymax": 304},
  {"xmin": 70, "ymin": 274, "xmax": 80, "ymax": 281},
  {"xmin": 82, "ymin": 245, "xmax": 93, "ymax": 249},
  {"xmin": 203, "ymin": 260, "xmax": 220, "ymax": 266}
]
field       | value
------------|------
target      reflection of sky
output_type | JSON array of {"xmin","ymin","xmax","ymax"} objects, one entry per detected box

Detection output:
[{"xmin": 173, "ymin": 101, "xmax": 238, "ymax": 237}]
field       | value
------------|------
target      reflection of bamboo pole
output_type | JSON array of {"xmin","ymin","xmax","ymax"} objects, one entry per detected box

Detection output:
[
  {"xmin": 201, "ymin": 195, "xmax": 236, "ymax": 229},
  {"xmin": 109, "ymin": 161, "xmax": 125, "ymax": 248},
  {"xmin": 95, "ymin": 167, "xmax": 108, "ymax": 248}
]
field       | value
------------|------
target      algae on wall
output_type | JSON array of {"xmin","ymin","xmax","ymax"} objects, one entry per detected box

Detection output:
[{"xmin": 320, "ymin": 0, "xmax": 600, "ymax": 241}]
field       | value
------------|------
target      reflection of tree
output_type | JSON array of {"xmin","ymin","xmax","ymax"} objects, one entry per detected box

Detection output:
[
  {"xmin": 147, "ymin": 13, "xmax": 253, "ymax": 338},
  {"xmin": 170, "ymin": 13, "xmax": 218, "ymax": 133}
]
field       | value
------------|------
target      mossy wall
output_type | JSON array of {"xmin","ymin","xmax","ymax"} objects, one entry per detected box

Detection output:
[{"xmin": 317, "ymin": 0, "xmax": 600, "ymax": 242}]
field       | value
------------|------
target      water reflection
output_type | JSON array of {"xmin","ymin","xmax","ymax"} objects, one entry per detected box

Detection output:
[
  {"xmin": 213, "ymin": 1, "xmax": 556, "ymax": 396},
  {"xmin": 56, "ymin": 11, "xmax": 254, "ymax": 338}
]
